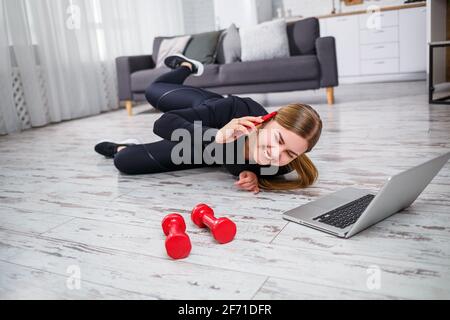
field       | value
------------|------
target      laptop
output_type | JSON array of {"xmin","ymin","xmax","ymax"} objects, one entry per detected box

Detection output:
[{"xmin": 283, "ymin": 151, "xmax": 450, "ymax": 238}]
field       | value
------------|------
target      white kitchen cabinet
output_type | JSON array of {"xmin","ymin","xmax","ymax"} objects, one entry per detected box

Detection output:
[
  {"xmin": 360, "ymin": 43, "xmax": 399, "ymax": 60},
  {"xmin": 323, "ymin": 15, "xmax": 360, "ymax": 76},
  {"xmin": 399, "ymin": 7, "xmax": 427, "ymax": 73},
  {"xmin": 318, "ymin": 5, "xmax": 426, "ymax": 82},
  {"xmin": 359, "ymin": 27, "xmax": 399, "ymax": 45},
  {"xmin": 358, "ymin": 10, "xmax": 398, "ymax": 29},
  {"xmin": 361, "ymin": 58, "xmax": 399, "ymax": 75},
  {"xmin": 319, "ymin": 18, "xmax": 327, "ymax": 36}
]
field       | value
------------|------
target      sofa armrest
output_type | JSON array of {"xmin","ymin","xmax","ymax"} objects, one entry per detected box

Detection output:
[
  {"xmin": 116, "ymin": 55, "xmax": 155, "ymax": 101},
  {"xmin": 315, "ymin": 37, "xmax": 338, "ymax": 88}
]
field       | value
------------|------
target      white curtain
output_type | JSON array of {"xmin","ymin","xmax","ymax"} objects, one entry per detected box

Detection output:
[{"xmin": 0, "ymin": 0, "xmax": 184, "ymax": 135}]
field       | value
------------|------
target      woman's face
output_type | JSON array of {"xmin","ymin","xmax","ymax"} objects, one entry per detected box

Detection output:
[{"xmin": 249, "ymin": 120, "xmax": 309, "ymax": 167}]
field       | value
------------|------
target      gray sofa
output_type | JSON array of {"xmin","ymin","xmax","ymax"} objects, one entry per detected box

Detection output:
[{"xmin": 116, "ymin": 17, "xmax": 338, "ymax": 116}]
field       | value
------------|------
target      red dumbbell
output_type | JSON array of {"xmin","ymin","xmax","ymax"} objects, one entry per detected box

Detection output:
[
  {"xmin": 191, "ymin": 204, "xmax": 237, "ymax": 244},
  {"xmin": 161, "ymin": 213, "xmax": 192, "ymax": 259}
]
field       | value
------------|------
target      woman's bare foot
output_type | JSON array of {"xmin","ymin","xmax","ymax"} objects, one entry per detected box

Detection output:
[{"xmin": 180, "ymin": 61, "xmax": 193, "ymax": 71}]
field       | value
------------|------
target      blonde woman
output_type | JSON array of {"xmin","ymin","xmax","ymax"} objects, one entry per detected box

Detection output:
[{"xmin": 95, "ymin": 54, "xmax": 323, "ymax": 193}]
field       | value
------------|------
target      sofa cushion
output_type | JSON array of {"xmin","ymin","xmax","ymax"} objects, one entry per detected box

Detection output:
[
  {"xmin": 131, "ymin": 64, "xmax": 221, "ymax": 92},
  {"xmin": 216, "ymin": 24, "xmax": 241, "ymax": 64},
  {"xmin": 155, "ymin": 36, "xmax": 192, "ymax": 68},
  {"xmin": 183, "ymin": 30, "xmax": 222, "ymax": 64},
  {"xmin": 183, "ymin": 64, "xmax": 221, "ymax": 87},
  {"xmin": 153, "ymin": 36, "xmax": 174, "ymax": 65},
  {"xmin": 153, "ymin": 35, "xmax": 190, "ymax": 65},
  {"xmin": 218, "ymin": 55, "xmax": 319, "ymax": 86},
  {"xmin": 286, "ymin": 17, "xmax": 320, "ymax": 56},
  {"xmin": 240, "ymin": 19, "xmax": 290, "ymax": 62}
]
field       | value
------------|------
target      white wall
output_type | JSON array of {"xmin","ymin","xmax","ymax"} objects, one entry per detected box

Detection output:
[
  {"xmin": 213, "ymin": 0, "xmax": 272, "ymax": 29},
  {"xmin": 182, "ymin": 0, "xmax": 216, "ymax": 33},
  {"xmin": 182, "ymin": 0, "xmax": 273, "ymax": 33}
]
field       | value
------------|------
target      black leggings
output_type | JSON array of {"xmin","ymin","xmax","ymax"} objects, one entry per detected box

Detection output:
[{"xmin": 113, "ymin": 66, "xmax": 224, "ymax": 175}]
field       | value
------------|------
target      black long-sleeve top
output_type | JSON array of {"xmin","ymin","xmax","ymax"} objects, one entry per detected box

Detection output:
[{"xmin": 153, "ymin": 95, "xmax": 293, "ymax": 177}]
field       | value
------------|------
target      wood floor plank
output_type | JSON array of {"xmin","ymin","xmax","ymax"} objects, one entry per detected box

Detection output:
[
  {"xmin": 253, "ymin": 277, "xmax": 397, "ymax": 300},
  {"xmin": 0, "ymin": 230, "xmax": 266, "ymax": 299},
  {"xmin": 0, "ymin": 207, "xmax": 74, "ymax": 235},
  {"xmin": 0, "ymin": 260, "xmax": 152, "ymax": 300},
  {"xmin": 271, "ymin": 220, "xmax": 450, "ymax": 267}
]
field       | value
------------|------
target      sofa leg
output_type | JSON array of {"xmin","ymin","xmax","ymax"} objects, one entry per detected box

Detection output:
[
  {"xmin": 326, "ymin": 87, "xmax": 334, "ymax": 105},
  {"xmin": 125, "ymin": 100, "xmax": 133, "ymax": 116}
]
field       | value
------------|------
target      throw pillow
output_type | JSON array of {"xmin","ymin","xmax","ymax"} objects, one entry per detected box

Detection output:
[
  {"xmin": 153, "ymin": 36, "xmax": 174, "ymax": 65},
  {"xmin": 216, "ymin": 23, "xmax": 241, "ymax": 64},
  {"xmin": 183, "ymin": 30, "xmax": 222, "ymax": 64},
  {"xmin": 156, "ymin": 35, "xmax": 192, "ymax": 68},
  {"xmin": 239, "ymin": 19, "xmax": 290, "ymax": 62}
]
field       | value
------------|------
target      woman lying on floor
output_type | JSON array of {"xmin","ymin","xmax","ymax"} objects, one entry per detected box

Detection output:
[{"xmin": 95, "ymin": 54, "xmax": 323, "ymax": 194}]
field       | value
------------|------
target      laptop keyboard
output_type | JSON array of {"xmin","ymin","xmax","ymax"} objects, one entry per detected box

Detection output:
[{"xmin": 312, "ymin": 194, "xmax": 375, "ymax": 229}]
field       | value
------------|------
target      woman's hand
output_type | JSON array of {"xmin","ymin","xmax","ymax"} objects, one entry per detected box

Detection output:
[
  {"xmin": 235, "ymin": 171, "xmax": 260, "ymax": 194},
  {"xmin": 215, "ymin": 116, "xmax": 263, "ymax": 144}
]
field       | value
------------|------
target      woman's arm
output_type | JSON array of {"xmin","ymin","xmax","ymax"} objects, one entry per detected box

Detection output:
[{"xmin": 153, "ymin": 97, "xmax": 238, "ymax": 145}]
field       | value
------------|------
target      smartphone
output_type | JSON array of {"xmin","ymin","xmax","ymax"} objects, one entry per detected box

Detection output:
[
  {"xmin": 241, "ymin": 111, "xmax": 277, "ymax": 133},
  {"xmin": 260, "ymin": 111, "xmax": 277, "ymax": 124},
  {"xmin": 249, "ymin": 111, "xmax": 277, "ymax": 127}
]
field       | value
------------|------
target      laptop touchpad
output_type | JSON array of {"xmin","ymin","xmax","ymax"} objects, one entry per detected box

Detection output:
[{"xmin": 313, "ymin": 196, "xmax": 348, "ymax": 210}]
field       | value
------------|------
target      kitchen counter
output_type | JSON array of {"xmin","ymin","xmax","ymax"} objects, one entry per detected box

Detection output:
[{"xmin": 285, "ymin": 1, "xmax": 426, "ymax": 22}]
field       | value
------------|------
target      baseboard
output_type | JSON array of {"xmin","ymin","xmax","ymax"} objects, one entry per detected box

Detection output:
[{"xmin": 338, "ymin": 72, "xmax": 426, "ymax": 84}]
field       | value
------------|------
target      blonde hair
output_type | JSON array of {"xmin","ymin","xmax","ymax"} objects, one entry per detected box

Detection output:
[{"xmin": 258, "ymin": 103, "xmax": 322, "ymax": 190}]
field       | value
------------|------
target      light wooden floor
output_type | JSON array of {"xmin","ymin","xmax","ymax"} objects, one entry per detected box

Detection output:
[{"xmin": 1, "ymin": 81, "xmax": 449, "ymax": 299}]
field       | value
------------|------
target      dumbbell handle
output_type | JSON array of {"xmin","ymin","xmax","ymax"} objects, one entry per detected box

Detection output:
[
  {"xmin": 201, "ymin": 214, "xmax": 217, "ymax": 230},
  {"xmin": 167, "ymin": 220, "xmax": 186, "ymax": 236}
]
